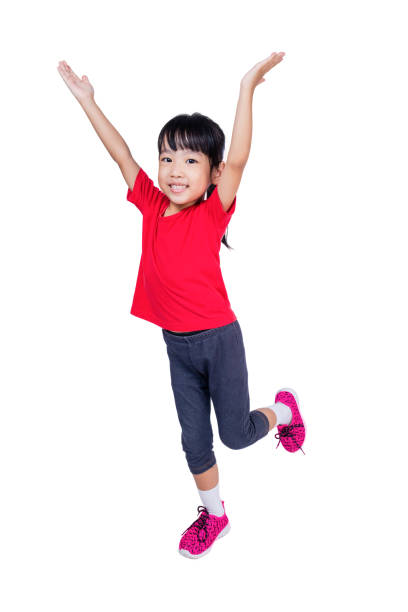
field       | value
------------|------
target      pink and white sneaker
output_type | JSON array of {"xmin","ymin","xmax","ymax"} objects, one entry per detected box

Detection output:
[
  {"xmin": 179, "ymin": 501, "xmax": 231, "ymax": 559},
  {"xmin": 274, "ymin": 388, "xmax": 306, "ymax": 454}
]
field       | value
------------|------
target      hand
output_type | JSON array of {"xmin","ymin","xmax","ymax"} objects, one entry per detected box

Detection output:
[
  {"xmin": 241, "ymin": 52, "xmax": 285, "ymax": 91},
  {"xmin": 57, "ymin": 60, "xmax": 95, "ymax": 103}
]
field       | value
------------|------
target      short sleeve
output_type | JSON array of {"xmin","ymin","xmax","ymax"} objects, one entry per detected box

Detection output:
[
  {"xmin": 205, "ymin": 185, "xmax": 236, "ymax": 239},
  {"xmin": 126, "ymin": 167, "xmax": 163, "ymax": 215}
]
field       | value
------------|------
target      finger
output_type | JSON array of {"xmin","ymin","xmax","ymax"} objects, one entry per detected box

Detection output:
[
  {"xmin": 65, "ymin": 64, "xmax": 81, "ymax": 81},
  {"xmin": 264, "ymin": 53, "xmax": 284, "ymax": 68},
  {"xmin": 61, "ymin": 61, "xmax": 79, "ymax": 78},
  {"xmin": 260, "ymin": 53, "xmax": 281, "ymax": 68},
  {"xmin": 267, "ymin": 51, "xmax": 285, "ymax": 62}
]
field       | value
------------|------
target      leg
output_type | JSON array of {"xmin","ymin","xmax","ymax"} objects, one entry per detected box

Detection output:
[
  {"xmin": 164, "ymin": 342, "xmax": 217, "ymax": 475},
  {"xmin": 192, "ymin": 462, "xmax": 219, "ymax": 490},
  {"xmin": 256, "ymin": 407, "xmax": 277, "ymax": 431},
  {"xmin": 167, "ymin": 353, "xmax": 223, "ymax": 513},
  {"xmin": 255, "ymin": 403, "xmax": 293, "ymax": 430},
  {"xmin": 163, "ymin": 334, "xmax": 226, "ymax": 534},
  {"xmin": 193, "ymin": 462, "xmax": 224, "ymax": 518},
  {"xmin": 208, "ymin": 321, "xmax": 271, "ymax": 450}
]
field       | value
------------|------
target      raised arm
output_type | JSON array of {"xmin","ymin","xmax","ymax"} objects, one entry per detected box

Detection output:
[
  {"xmin": 217, "ymin": 52, "xmax": 285, "ymax": 211},
  {"xmin": 57, "ymin": 60, "xmax": 140, "ymax": 190}
]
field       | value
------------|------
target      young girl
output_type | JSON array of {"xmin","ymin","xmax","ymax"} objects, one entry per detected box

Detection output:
[{"xmin": 57, "ymin": 51, "xmax": 306, "ymax": 560}]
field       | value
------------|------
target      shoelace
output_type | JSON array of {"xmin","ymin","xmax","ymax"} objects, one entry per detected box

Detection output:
[
  {"xmin": 181, "ymin": 505, "xmax": 210, "ymax": 542},
  {"xmin": 275, "ymin": 423, "xmax": 306, "ymax": 454}
]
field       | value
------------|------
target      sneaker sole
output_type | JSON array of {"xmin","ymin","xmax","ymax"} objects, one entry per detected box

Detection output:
[
  {"xmin": 276, "ymin": 387, "xmax": 307, "ymax": 451},
  {"xmin": 178, "ymin": 522, "xmax": 231, "ymax": 559}
]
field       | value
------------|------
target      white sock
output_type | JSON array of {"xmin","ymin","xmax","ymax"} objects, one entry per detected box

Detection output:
[
  {"xmin": 268, "ymin": 401, "xmax": 292, "ymax": 426},
  {"xmin": 198, "ymin": 483, "xmax": 224, "ymax": 517}
]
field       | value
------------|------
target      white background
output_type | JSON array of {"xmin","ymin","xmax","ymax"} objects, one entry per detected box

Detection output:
[{"xmin": 1, "ymin": 0, "xmax": 407, "ymax": 610}]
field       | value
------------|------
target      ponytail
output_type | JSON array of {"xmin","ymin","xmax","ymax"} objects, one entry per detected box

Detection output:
[{"xmin": 207, "ymin": 183, "xmax": 234, "ymax": 251}]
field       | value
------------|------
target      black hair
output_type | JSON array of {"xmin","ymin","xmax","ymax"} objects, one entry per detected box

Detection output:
[{"xmin": 157, "ymin": 112, "xmax": 233, "ymax": 250}]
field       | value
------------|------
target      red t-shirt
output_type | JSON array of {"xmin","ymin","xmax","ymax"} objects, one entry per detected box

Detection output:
[{"xmin": 126, "ymin": 167, "xmax": 237, "ymax": 331}]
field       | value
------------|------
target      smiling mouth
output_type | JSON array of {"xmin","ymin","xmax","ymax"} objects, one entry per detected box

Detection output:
[{"xmin": 169, "ymin": 184, "xmax": 188, "ymax": 192}]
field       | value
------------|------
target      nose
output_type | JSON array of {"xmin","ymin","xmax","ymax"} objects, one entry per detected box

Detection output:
[
  {"xmin": 170, "ymin": 166, "xmax": 184, "ymax": 178},
  {"xmin": 170, "ymin": 160, "xmax": 186, "ymax": 176}
]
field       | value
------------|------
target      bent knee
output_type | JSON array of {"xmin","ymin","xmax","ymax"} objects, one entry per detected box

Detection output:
[{"xmin": 219, "ymin": 433, "xmax": 248, "ymax": 451}]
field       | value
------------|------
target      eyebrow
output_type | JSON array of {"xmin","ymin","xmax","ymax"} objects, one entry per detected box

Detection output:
[{"xmin": 160, "ymin": 148, "xmax": 202, "ymax": 155}]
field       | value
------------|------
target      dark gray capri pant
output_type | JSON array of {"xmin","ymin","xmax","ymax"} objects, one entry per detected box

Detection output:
[{"xmin": 162, "ymin": 320, "xmax": 270, "ymax": 475}]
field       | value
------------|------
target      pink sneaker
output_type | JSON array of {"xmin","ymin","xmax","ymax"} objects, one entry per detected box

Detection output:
[
  {"xmin": 179, "ymin": 501, "xmax": 231, "ymax": 559},
  {"xmin": 274, "ymin": 388, "xmax": 306, "ymax": 454}
]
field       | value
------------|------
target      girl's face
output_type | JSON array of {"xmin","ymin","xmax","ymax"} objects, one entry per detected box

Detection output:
[{"xmin": 158, "ymin": 138, "xmax": 216, "ymax": 207}]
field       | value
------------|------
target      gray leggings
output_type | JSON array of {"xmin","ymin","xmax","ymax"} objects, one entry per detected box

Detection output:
[{"xmin": 162, "ymin": 320, "xmax": 270, "ymax": 475}]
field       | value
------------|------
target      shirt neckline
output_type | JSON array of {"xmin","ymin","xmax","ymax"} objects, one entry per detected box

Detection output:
[
  {"xmin": 159, "ymin": 197, "xmax": 204, "ymax": 219},
  {"xmin": 160, "ymin": 203, "xmax": 186, "ymax": 218}
]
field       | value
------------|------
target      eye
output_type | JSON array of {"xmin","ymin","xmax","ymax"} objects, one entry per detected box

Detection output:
[
  {"xmin": 187, "ymin": 159, "xmax": 197, "ymax": 164},
  {"xmin": 161, "ymin": 157, "xmax": 171, "ymax": 162}
]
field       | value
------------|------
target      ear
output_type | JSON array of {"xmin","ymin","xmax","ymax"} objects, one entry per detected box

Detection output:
[{"xmin": 210, "ymin": 161, "xmax": 226, "ymax": 184}]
